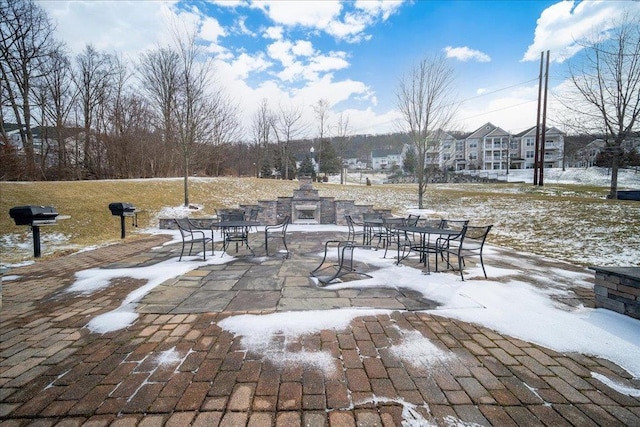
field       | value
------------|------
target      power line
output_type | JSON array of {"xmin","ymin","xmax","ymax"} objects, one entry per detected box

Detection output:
[
  {"xmin": 351, "ymin": 76, "xmax": 541, "ymax": 134},
  {"xmin": 456, "ymin": 77, "xmax": 539, "ymax": 105},
  {"xmin": 458, "ymin": 99, "xmax": 537, "ymax": 122}
]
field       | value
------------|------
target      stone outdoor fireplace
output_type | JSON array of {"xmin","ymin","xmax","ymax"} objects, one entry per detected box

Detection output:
[
  {"xmin": 159, "ymin": 175, "xmax": 391, "ymax": 229},
  {"xmin": 291, "ymin": 176, "xmax": 321, "ymax": 224},
  {"xmin": 293, "ymin": 203, "xmax": 320, "ymax": 223}
]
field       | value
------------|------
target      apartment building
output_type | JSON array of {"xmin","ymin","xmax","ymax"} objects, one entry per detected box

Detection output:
[
  {"xmin": 451, "ymin": 122, "xmax": 564, "ymax": 171},
  {"xmin": 357, "ymin": 122, "xmax": 565, "ymax": 172}
]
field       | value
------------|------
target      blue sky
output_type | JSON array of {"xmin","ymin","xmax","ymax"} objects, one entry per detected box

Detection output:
[{"xmin": 39, "ymin": 0, "xmax": 640, "ymax": 138}]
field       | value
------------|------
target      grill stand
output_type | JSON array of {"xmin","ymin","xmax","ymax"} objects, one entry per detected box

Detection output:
[
  {"xmin": 120, "ymin": 216, "xmax": 127, "ymax": 239},
  {"xmin": 118, "ymin": 213, "xmax": 137, "ymax": 239},
  {"xmin": 32, "ymin": 226, "xmax": 42, "ymax": 258}
]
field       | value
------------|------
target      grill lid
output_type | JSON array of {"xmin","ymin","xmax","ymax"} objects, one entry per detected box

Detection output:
[
  {"xmin": 9, "ymin": 205, "xmax": 59, "ymax": 226},
  {"xmin": 108, "ymin": 202, "xmax": 136, "ymax": 215}
]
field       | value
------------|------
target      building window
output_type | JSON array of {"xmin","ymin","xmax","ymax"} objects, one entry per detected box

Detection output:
[
  {"xmin": 526, "ymin": 138, "xmax": 535, "ymax": 147},
  {"xmin": 525, "ymin": 150, "xmax": 534, "ymax": 159}
]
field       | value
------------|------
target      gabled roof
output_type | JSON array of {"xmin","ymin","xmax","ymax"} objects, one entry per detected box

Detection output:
[
  {"xmin": 485, "ymin": 126, "xmax": 510, "ymax": 137},
  {"xmin": 427, "ymin": 129, "xmax": 456, "ymax": 141},
  {"xmin": 516, "ymin": 126, "xmax": 563, "ymax": 138},
  {"xmin": 371, "ymin": 148, "xmax": 401, "ymax": 158},
  {"xmin": 466, "ymin": 122, "xmax": 496, "ymax": 139},
  {"xmin": 516, "ymin": 126, "xmax": 537, "ymax": 137}
]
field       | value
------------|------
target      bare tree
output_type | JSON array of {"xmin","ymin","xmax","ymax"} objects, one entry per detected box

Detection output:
[
  {"xmin": 139, "ymin": 47, "xmax": 181, "ymax": 176},
  {"xmin": 271, "ymin": 102, "xmax": 306, "ymax": 179},
  {"xmin": 139, "ymin": 27, "xmax": 237, "ymax": 202},
  {"xmin": 0, "ymin": 0, "xmax": 57, "ymax": 177},
  {"xmin": 335, "ymin": 112, "xmax": 350, "ymax": 140},
  {"xmin": 334, "ymin": 111, "xmax": 350, "ymax": 183},
  {"xmin": 207, "ymin": 89, "xmax": 240, "ymax": 176},
  {"xmin": 173, "ymin": 31, "xmax": 210, "ymax": 205},
  {"xmin": 38, "ymin": 46, "xmax": 77, "ymax": 176},
  {"xmin": 251, "ymin": 98, "xmax": 274, "ymax": 177},
  {"xmin": 74, "ymin": 44, "xmax": 114, "ymax": 177},
  {"xmin": 173, "ymin": 29, "xmax": 238, "ymax": 205},
  {"xmin": 105, "ymin": 54, "xmax": 137, "ymax": 178},
  {"xmin": 312, "ymin": 98, "xmax": 330, "ymax": 174},
  {"xmin": 563, "ymin": 14, "xmax": 640, "ymax": 198},
  {"xmin": 396, "ymin": 53, "xmax": 457, "ymax": 208}
]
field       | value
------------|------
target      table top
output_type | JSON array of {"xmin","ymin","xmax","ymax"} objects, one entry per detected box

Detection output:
[
  {"xmin": 186, "ymin": 218, "xmax": 218, "ymax": 230},
  {"xmin": 216, "ymin": 220, "xmax": 260, "ymax": 228},
  {"xmin": 397, "ymin": 225, "xmax": 461, "ymax": 235},
  {"xmin": 363, "ymin": 218, "xmax": 406, "ymax": 225},
  {"xmin": 363, "ymin": 218, "xmax": 385, "ymax": 224}
]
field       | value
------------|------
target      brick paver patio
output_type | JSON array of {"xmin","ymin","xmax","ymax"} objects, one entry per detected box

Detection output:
[{"xmin": 1, "ymin": 231, "xmax": 639, "ymax": 426}]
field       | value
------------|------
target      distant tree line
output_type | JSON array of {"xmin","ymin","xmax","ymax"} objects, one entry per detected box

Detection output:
[{"xmin": 0, "ymin": 0, "xmax": 248, "ymax": 187}]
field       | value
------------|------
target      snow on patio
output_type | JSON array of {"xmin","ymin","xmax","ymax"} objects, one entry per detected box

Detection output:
[{"xmin": 64, "ymin": 224, "xmax": 640, "ymax": 393}]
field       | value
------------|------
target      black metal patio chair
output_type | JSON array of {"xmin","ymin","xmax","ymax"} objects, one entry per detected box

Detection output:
[
  {"xmin": 174, "ymin": 218, "xmax": 214, "ymax": 261},
  {"xmin": 381, "ymin": 217, "xmax": 406, "ymax": 258},
  {"xmin": 345, "ymin": 215, "xmax": 366, "ymax": 244},
  {"xmin": 439, "ymin": 224, "xmax": 493, "ymax": 280},
  {"xmin": 310, "ymin": 240, "xmax": 374, "ymax": 285},
  {"xmin": 265, "ymin": 215, "xmax": 290, "ymax": 258}
]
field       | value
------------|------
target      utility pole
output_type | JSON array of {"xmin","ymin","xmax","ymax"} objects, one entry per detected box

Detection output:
[
  {"xmin": 539, "ymin": 50, "xmax": 550, "ymax": 186},
  {"xmin": 534, "ymin": 50, "xmax": 550, "ymax": 186},
  {"xmin": 534, "ymin": 52, "xmax": 543, "ymax": 185}
]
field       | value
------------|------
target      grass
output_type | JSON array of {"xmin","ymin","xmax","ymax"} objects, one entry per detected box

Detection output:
[{"xmin": 1, "ymin": 177, "xmax": 639, "ymax": 268}]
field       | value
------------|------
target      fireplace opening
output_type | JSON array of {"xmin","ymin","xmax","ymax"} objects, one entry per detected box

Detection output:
[
  {"xmin": 293, "ymin": 203, "xmax": 320, "ymax": 223},
  {"xmin": 298, "ymin": 209, "xmax": 315, "ymax": 220}
]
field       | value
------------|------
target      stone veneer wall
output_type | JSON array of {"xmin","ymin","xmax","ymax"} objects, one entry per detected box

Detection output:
[
  {"xmin": 591, "ymin": 266, "xmax": 640, "ymax": 319},
  {"xmin": 159, "ymin": 179, "xmax": 393, "ymax": 228}
]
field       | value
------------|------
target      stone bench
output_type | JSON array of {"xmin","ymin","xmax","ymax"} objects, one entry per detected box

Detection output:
[{"xmin": 591, "ymin": 266, "xmax": 640, "ymax": 319}]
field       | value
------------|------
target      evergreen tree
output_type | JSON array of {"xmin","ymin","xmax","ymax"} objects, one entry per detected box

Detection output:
[
  {"xmin": 318, "ymin": 139, "xmax": 341, "ymax": 174},
  {"xmin": 275, "ymin": 152, "xmax": 298, "ymax": 179},
  {"xmin": 260, "ymin": 161, "xmax": 272, "ymax": 178},
  {"xmin": 403, "ymin": 146, "xmax": 417, "ymax": 173},
  {"xmin": 298, "ymin": 154, "xmax": 316, "ymax": 179}
]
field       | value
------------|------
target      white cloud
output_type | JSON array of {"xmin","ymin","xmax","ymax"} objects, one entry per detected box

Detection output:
[
  {"xmin": 477, "ymin": 88, "xmax": 487, "ymax": 95},
  {"xmin": 522, "ymin": 0, "xmax": 640, "ymax": 63},
  {"xmin": 264, "ymin": 25, "xmax": 284, "ymax": 40},
  {"xmin": 326, "ymin": 15, "xmax": 369, "ymax": 41},
  {"xmin": 39, "ymin": 1, "xmax": 183, "ymax": 55},
  {"xmin": 355, "ymin": 0, "xmax": 405, "ymax": 21},
  {"xmin": 267, "ymin": 40, "xmax": 297, "ymax": 67},
  {"xmin": 266, "ymin": 39, "xmax": 349, "ymax": 82},
  {"xmin": 343, "ymin": 108, "xmax": 401, "ymax": 135},
  {"xmin": 200, "ymin": 16, "xmax": 227, "ymax": 43},
  {"xmin": 444, "ymin": 46, "xmax": 491, "ymax": 62},
  {"xmin": 253, "ymin": 0, "xmax": 343, "ymax": 28},
  {"xmin": 308, "ymin": 52, "xmax": 349, "ymax": 74},
  {"xmin": 229, "ymin": 52, "xmax": 272, "ymax": 79},
  {"xmin": 457, "ymin": 84, "xmax": 540, "ymax": 133},
  {"xmin": 211, "ymin": 0, "xmax": 245, "ymax": 7},
  {"xmin": 294, "ymin": 74, "xmax": 372, "ymax": 106},
  {"xmin": 235, "ymin": 16, "xmax": 255, "ymax": 36},
  {"xmin": 251, "ymin": 0, "xmax": 404, "ymax": 43},
  {"xmin": 292, "ymin": 40, "xmax": 315, "ymax": 57}
]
